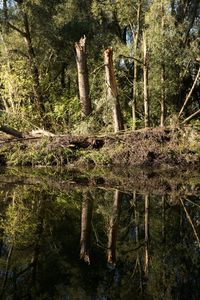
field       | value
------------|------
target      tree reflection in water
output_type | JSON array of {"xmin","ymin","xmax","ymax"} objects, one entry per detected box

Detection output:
[{"xmin": 0, "ymin": 168, "xmax": 199, "ymax": 299}]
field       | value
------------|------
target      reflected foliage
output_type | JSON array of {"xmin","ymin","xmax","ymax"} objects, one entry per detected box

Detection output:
[{"xmin": 0, "ymin": 168, "xmax": 199, "ymax": 299}]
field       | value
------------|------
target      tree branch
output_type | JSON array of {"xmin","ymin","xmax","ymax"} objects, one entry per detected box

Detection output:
[
  {"xmin": 182, "ymin": 108, "xmax": 200, "ymax": 124},
  {"xmin": 178, "ymin": 66, "xmax": 200, "ymax": 117},
  {"xmin": 119, "ymin": 54, "xmax": 144, "ymax": 66},
  {"xmin": 7, "ymin": 22, "xmax": 26, "ymax": 37}
]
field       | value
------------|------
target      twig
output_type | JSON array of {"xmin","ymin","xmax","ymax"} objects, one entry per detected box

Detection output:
[
  {"xmin": 92, "ymin": 221, "xmax": 107, "ymax": 249},
  {"xmin": 184, "ymin": 197, "xmax": 200, "ymax": 209}
]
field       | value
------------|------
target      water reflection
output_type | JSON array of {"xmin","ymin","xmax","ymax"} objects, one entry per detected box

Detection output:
[{"xmin": 0, "ymin": 168, "xmax": 199, "ymax": 299}]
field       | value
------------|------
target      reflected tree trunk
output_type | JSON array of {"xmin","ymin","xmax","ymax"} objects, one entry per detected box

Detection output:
[
  {"xmin": 162, "ymin": 196, "xmax": 165, "ymax": 242},
  {"xmin": 80, "ymin": 191, "xmax": 93, "ymax": 264},
  {"xmin": 144, "ymin": 194, "xmax": 149, "ymax": 278},
  {"xmin": 134, "ymin": 191, "xmax": 139, "ymax": 244},
  {"xmin": 107, "ymin": 189, "xmax": 122, "ymax": 265}
]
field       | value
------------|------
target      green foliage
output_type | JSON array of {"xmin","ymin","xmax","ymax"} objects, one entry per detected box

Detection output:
[
  {"xmin": 5, "ymin": 139, "xmax": 75, "ymax": 166},
  {"xmin": 0, "ymin": 0, "xmax": 199, "ymax": 132}
]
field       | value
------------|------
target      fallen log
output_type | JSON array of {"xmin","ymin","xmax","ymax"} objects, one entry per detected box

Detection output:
[{"xmin": 0, "ymin": 125, "xmax": 24, "ymax": 138}]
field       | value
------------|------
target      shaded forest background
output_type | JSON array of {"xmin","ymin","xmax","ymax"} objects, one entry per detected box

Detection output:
[{"xmin": 0, "ymin": 0, "xmax": 199, "ymax": 134}]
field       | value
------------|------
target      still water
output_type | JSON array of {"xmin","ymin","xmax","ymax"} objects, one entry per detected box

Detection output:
[{"xmin": 0, "ymin": 167, "xmax": 199, "ymax": 300}]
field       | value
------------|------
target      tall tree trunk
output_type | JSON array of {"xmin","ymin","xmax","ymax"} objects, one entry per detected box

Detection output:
[
  {"xmin": 160, "ymin": 63, "xmax": 166, "ymax": 127},
  {"xmin": 104, "ymin": 48, "xmax": 124, "ymax": 132},
  {"xmin": 75, "ymin": 36, "xmax": 92, "ymax": 117},
  {"xmin": 160, "ymin": 2, "xmax": 166, "ymax": 127},
  {"xmin": 107, "ymin": 189, "xmax": 122, "ymax": 265},
  {"xmin": 4, "ymin": 0, "xmax": 44, "ymax": 115},
  {"xmin": 80, "ymin": 192, "xmax": 93, "ymax": 264},
  {"xmin": 22, "ymin": 12, "xmax": 44, "ymax": 114},
  {"xmin": 143, "ymin": 33, "xmax": 149, "ymax": 128},
  {"xmin": 132, "ymin": 1, "xmax": 141, "ymax": 130}
]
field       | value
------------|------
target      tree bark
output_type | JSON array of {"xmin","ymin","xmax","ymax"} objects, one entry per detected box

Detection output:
[
  {"xmin": 143, "ymin": 33, "xmax": 149, "ymax": 128},
  {"xmin": 80, "ymin": 192, "xmax": 93, "ymax": 264},
  {"xmin": 75, "ymin": 36, "xmax": 92, "ymax": 117},
  {"xmin": 107, "ymin": 189, "xmax": 122, "ymax": 265},
  {"xmin": 104, "ymin": 48, "xmax": 124, "ymax": 132}
]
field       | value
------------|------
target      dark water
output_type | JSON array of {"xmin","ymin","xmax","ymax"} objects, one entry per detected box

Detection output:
[{"xmin": 0, "ymin": 167, "xmax": 199, "ymax": 300}]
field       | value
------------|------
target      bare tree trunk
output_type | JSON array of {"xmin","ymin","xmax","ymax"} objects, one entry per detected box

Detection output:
[
  {"xmin": 160, "ymin": 63, "xmax": 166, "ymax": 127},
  {"xmin": 22, "ymin": 12, "xmax": 44, "ymax": 114},
  {"xmin": 104, "ymin": 48, "xmax": 124, "ymax": 133},
  {"xmin": 107, "ymin": 189, "xmax": 122, "ymax": 265},
  {"xmin": 80, "ymin": 192, "xmax": 93, "ymax": 264},
  {"xmin": 143, "ymin": 33, "xmax": 149, "ymax": 128},
  {"xmin": 75, "ymin": 36, "xmax": 92, "ymax": 117},
  {"xmin": 132, "ymin": 1, "xmax": 141, "ymax": 130},
  {"xmin": 160, "ymin": 2, "xmax": 166, "ymax": 127}
]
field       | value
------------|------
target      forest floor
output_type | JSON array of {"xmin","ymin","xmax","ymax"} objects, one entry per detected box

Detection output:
[{"xmin": 0, "ymin": 126, "xmax": 199, "ymax": 169}]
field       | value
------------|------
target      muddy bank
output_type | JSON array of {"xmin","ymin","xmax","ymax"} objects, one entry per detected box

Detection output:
[{"xmin": 0, "ymin": 127, "xmax": 199, "ymax": 169}]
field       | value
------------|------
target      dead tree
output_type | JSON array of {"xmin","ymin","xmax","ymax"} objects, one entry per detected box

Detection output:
[
  {"xmin": 104, "ymin": 48, "xmax": 124, "ymax": 133},
  {"xmin": 75, "ymin": 36, "xmax": 92, "ymax": 117}
]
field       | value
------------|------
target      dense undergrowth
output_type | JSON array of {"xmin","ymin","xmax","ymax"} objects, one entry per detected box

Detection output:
[{"xmin": 0, "ymin": 126, "xmax": 199, "ymax": 169}]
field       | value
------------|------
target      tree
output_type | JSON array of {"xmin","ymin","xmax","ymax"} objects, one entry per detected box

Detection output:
[
  {"xmin": 75, "ymin": 36, "xmax": 92, "ymax": 117},
  {"xmin": 104, "ymin": 48, "xmax": 124, "ymax": 132}
]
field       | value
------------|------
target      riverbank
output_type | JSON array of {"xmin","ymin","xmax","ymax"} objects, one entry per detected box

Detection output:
[{"xmin": 0, "ymin": 126, "xmax": 199, "ymax": 169}]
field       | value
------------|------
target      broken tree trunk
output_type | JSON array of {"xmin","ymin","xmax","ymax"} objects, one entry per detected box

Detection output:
[
  {"xmin": 104, "ymin": 48, "xmax": 124, "ymax": 133},
  {"xmin": 75, "ymin": 36, "xmax": 92, "ymax": 117}
]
